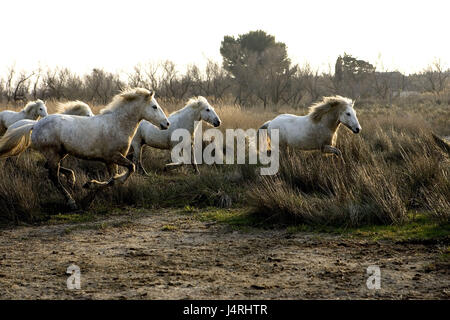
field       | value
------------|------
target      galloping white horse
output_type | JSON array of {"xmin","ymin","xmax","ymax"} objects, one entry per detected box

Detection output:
[
  {"xmin": 260, "ymin": 96, "xmax": 361, "ymax": 156},
  {"xmin": 6, "ymin": 100, "xmax": 94, "ymax": 133},
  {"xmin": 0, "ymin": 99, "xmax": 48, "ymax": 135},
  {"xmin": 130, "ymin": 96, "xmax": 221, "ymax": 173},
  {"xmin": 0, "ymin": 88, "xmax": 169, "ymax": 209}
]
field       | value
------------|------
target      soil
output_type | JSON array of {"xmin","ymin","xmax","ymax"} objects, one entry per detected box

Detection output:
[{"xmin": 0, "ymin": 209, "xmax": 448, "ymax": 299}]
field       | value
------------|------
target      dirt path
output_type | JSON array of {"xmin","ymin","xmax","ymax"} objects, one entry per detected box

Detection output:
[{"xmin": 0, "ymin": 210, "xmax": 448, "ymax": 299}]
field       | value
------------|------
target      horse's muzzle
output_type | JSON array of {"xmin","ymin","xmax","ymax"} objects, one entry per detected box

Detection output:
[
  {"xmin": 213, "ymin": 119, "xmax": 221, "ymax": 127},
  {"xmin": 160, "ymin": 121, "xmax": 170, "ymax": 130},
  {"xmin": 353, "ymin": 127, "xmax": 361, "ymax": 134}
]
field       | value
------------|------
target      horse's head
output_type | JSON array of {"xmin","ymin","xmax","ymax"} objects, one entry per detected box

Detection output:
[
  {"xmin": 140, "ymin": 90, "xmax": 170, "ymax": 130},
  {"xmin": 339, "ymin": 100, "xmax": 361, "ymax": 134},
  {"xmin": 26, "ymin": 99, "xmax": 48, "ymax": 118},
  {"xmin": 197, "ymin": 97, "xmax": 221, "ymax": 127}
]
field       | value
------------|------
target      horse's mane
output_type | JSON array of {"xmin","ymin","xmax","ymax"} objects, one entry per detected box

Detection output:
[
  {"xmin": 22, "ymin": 99, "xmax": 44, "ymax": 114},
  {"xmin": 100, "ymin": 88, "xmax": 153, "ymax": 114},
  {"xmin": 56, "ymin": 100, "xmax": 93, "ymax": 116},
  {"xmin": 308, "ymin": 95, "xmax": 352, "ymax": 122},
  {"xmin": 170, "ymin": 96, "xmax": 208, "ymax": 116}
]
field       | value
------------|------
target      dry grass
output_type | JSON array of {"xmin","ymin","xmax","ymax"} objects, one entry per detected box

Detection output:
[
  {"xmin": 0, "ymin": 99, "xmax": 449, "ymax": 227},
  {"xmin": 249, "ymin": 107, "xmax": 450, "ymax": 226}
]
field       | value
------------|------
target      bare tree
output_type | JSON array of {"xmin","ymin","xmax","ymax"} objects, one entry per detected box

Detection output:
[
  {"xmin": 84, "ymin": 68, "xmax": 124, "ymax": 104},
  {"xmin": 423, "ymin": 58, "xmax": 449, "ymax": 102},
  {"xmin": 31, "ymin": 68, "xmax": 42, "ymax": 99},
  {"xmin": 205, "ymin": 60, "xmax": 231, "ymax": 102},
  {"xmin": 4, "ymin": 65, "xmax": 16, "ymax": 102},
  {"xmin": 302, "ymin": 63, "xmax": 322, "ymax": 102},
  {"xmin": 13, "ymin": 71, "xmax": 34, "ymax": 102}
]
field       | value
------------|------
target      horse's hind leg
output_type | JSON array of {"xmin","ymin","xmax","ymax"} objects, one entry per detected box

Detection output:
[
  {"xmin": 59, "ymin": 166, "xmax": 76, "ymax": 188},
  {"xmin": 45, "ymin": 152, "xmax": 77, "ymax": 210}
]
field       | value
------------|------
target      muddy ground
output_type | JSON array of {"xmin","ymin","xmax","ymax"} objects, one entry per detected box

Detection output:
[{"xmin": 0, "ymin": 209, "xmax": 448, "ymax": 299}]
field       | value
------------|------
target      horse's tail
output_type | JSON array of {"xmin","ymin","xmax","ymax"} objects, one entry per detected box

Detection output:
[
  {"xmin": 432, "ymin": 132, "xmax": 450, "ymax": 156},
  {"xmin": 259, "ymin": 121, "xmax": 270, "ymax": 131},
  {"xmin": 0, "ymin": 122, "xmax": 34, "ymax": 158}
]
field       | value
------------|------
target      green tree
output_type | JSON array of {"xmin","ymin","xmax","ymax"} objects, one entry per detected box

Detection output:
[
  {"xmin": 220, "ymin": 30, "xmax": 292, "ymax": 106},
  {"xmin": 334, "ymin": 53, "xmax": 375, "ymax": 97}
]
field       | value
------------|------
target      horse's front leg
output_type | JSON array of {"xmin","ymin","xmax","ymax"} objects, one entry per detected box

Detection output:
[
  {"xmin": 80, "ymin": 163, "xmax": 117, "ymax": 209},
  {"xmin": 321, "ymin": 145, "xmax": 342, "ymax": 157},
  {"xmin": 111, "ymin": 153, "xmax": 136, "ymax": 184},
  {"xmin": 84, "ymin": 154, "xmax": 135, "ymax": 189}
]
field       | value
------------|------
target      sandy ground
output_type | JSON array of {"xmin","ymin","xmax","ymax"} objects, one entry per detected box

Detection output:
[{"xmin": 0, "ymin": 209, "xmax": 448, "ymax": 299}]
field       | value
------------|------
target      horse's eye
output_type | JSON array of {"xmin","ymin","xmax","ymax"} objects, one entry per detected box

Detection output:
[
  {"xmin": 206, "ymin": 109, "xmax": 210, "ymax": 112},
  {"xmin": 152, "ymin": 105, "xmax": 157, "ymax": 110},
  {"xmin": 346, "ymin": 112, "xmax": 351, "ymax": 116}
]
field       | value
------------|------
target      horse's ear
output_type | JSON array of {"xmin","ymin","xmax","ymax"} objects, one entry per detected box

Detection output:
[{"xmin": 149, "ymin": 90, "xmax": 155, "ymax": 99}]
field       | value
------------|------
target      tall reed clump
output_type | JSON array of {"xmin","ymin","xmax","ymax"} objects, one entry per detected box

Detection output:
[
  {"xmin": 0, "ymin": 155, "xmax": 43, "ymax": 223},
  {"xmin": 248, "ymin": 116, "xmax": 449, "ymax": 227}
]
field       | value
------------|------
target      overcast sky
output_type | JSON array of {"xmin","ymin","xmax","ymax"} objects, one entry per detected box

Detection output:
[{"xmin": 0, "ymin": 0, "xmax": 448, "ymax": 75}]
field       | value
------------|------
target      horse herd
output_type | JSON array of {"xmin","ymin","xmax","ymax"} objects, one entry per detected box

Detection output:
[{"xmin": 0, "ymin": 88, "xmax": 361, "ymax": 210}]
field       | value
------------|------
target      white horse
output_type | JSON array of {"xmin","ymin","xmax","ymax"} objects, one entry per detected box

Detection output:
[
  {"xmin": 0, "ymin": 88, "xmax": 169, "ymax": 209},
  {"xmin": 6, "ymin": 100, "xmax": 94, "ymax": 133},
  {"xmin": 130, "ymin": 96, "xmax": 221, "ymax": 173},
  {"xmin": 0, "ymin": 99, "xmax": 48, "ymax": 135},
  {"xmin": 3, "ymin": 100, "xmax": 95, "ymax": 170},
  {"xmin": 260, "ymin": 96, "xmax": 361, "ymax": 156}
]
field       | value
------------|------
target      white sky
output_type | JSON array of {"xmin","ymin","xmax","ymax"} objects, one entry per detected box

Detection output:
[{"xmin": 0, "ymin": 0, "xmax": 448, "ymax": 76}]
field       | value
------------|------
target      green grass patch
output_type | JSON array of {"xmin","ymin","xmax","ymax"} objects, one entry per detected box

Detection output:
[
  {"xmin": 286, "ymin": 213, "xmax": 450, "ymax": 242},
  {"xmin": 161, "ymin": 224, "xmax": 178, "ymax": 231},
  {"xmin": 184, "ymin": 207, "xmax": 258, "ymax": 228},
  {"xmin": 439, "ymin": 247, "xmax": 450, "ymax": 262},
  {"xmin": 349, "ymin": 214, "xmax": 449, "ymax": 242},
  {"xmin": 48, "ymin": 212, "xmax": 98, "ymax": 224}
]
